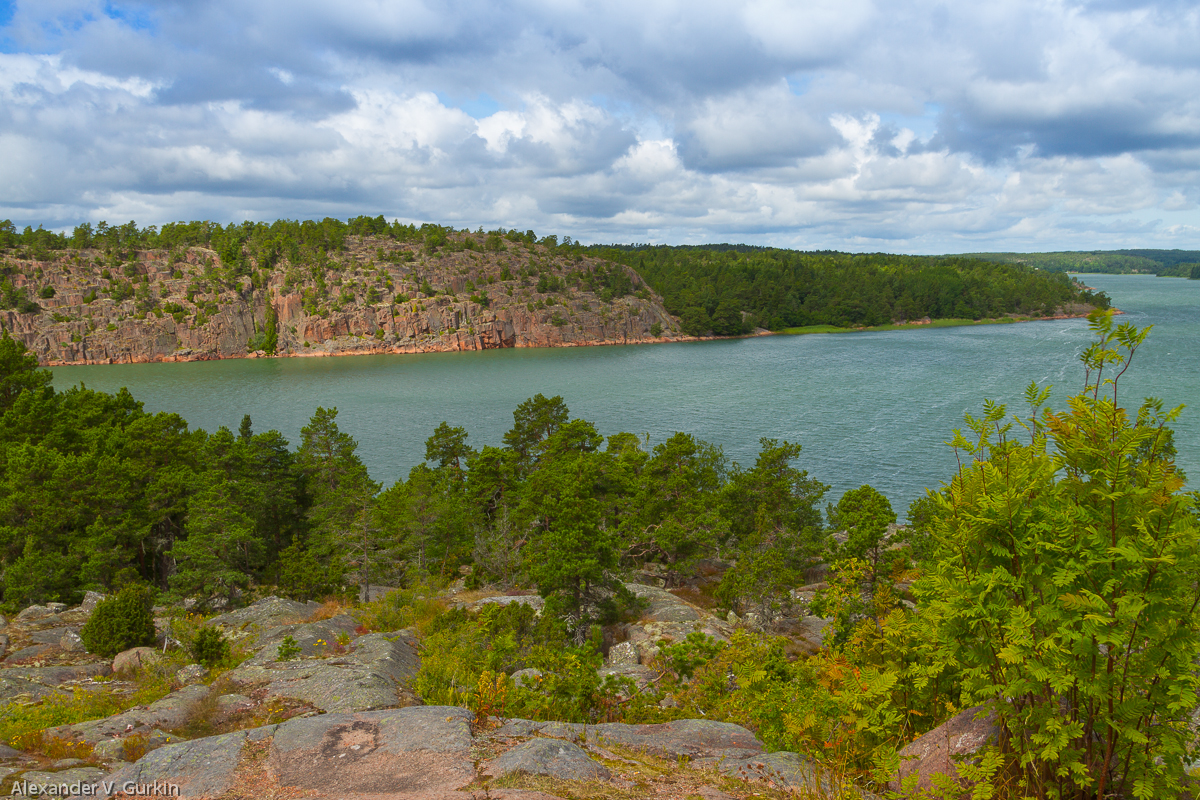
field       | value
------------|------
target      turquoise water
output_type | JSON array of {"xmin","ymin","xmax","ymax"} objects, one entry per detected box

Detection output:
[{"xmin": 52, "ymin": 274, "xmax": 1198, "ymax": 512}]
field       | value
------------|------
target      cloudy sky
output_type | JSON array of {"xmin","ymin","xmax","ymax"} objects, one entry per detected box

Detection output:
[{"xmin": 1, "ymin": 0, "xmax": 1198, "ymax": 253}]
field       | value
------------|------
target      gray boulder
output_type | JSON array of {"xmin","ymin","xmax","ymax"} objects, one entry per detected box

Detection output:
[
  {"xmin": 269, "ymin": 707, "xmax": 475, "ymax": 796},
  {"xmin": 59, "ymin": 630, "xmax": 86, "ymax": 653},
  {"xmin": 79, "ymin": 591, "xmax": 105, "ymax": 614},
  {"xmin": 459, "ymin": 594, "xmax": 545, "ymax": 614},
  {"xmin": 216, "ymin": 694, "xmax": 254, "ymax": 714},
  {"xmin": 91, "ymin": 738, "xmax": 126, "ymax": 762},
  {"xmin": 511, "ymin": 668, "xmax": 543, "ymax": 689},
  {"xmin": 626, "ymin": 584, "xmax": 705, "ymax": 623},
  {"xmin": 619, "ymin": 583, "xmax": 733, "ymax": 664},
  {"xmin": 14, "ymin": 605, "xmax": 61, "ymax": 624},
  {"xmin": 206, "ymin": 596, "xmax": 321, "ymax": 645},
  {"xmin": 100, "ymin": 726, "xmax": 277, "ymax": 799},
  {"xmin": 238, "ymin": 614, "xmax": 360, "ymax": 664},
  {"xmin": 223, "ymin": 631, "xmax": 420, "ymax": 713},
  {"xmin": 0, "ymin": 675, "xmax": 67, "ymax": 703},
  {"xmin": 7, "ymin": 767, "xmax": 107, "ymax": 798},
  {"xmin": 30, "ymin": 627, "xmax": 79, "ymax": 646},
  {"xmin": 495, "ymin": 718, "xmax": 761, "ymax": 761},
  {"xmin": 597, "ymin": 665, "xmax": 657, "ymax": 693},
  {"xmin": 174, "ymin": 664, "xmax": 208, "ymax": 685},
  {"xmin": 605, "ymin": 641, "xmax": 639, "ymax": 667},
  {"xmin": 715, "ymin": 751, "xmax": 826, "ymax": 794},
  {"xmin": 112, "ymin": 646, "xmax": 159, "ymax": 675},
  {"xmin": 890, "ymin": 705, "xmax": 998, "ymax": 796},
  {"xmin": 488, "ymin": 737, "xmax": 611, "ymax": 781},
  {"xmin": 3, "ymin": 644, "xmax": 58, "ymax": 663},
  {"xmin": 68, "ymin": 708, "xmax": 850, "ymax": 799},
  {"xmin": 1, "ymin": 663, "xmax": 111, "ymax": 686},
  {"xmin": 589, "ymin": 718, "xmax": 762, "ymax": 760}
]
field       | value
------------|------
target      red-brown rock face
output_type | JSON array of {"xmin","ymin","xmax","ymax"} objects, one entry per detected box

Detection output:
[{"xmin": 1, "ymin": 234, "xmax": 693, "ymax": 365}]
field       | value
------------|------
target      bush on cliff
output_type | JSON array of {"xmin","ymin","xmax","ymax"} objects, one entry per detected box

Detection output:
[{"xmin": 80, "ymin": 585, "xmax": 157, "ymax": 658}]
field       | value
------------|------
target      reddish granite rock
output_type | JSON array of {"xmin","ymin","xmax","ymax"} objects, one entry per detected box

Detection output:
[
  {"xmin": 891, "ymin": 705, "xmax": 999, "ymax": 797},
  {"xmin": 4, "ymin": 234, "xmax": 697, "ymax": 366}
]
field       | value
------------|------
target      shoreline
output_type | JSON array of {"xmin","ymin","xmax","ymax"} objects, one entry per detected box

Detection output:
[
  {"xmin": 42, "ymin": 311, "xmax": 1111, "ymax": 367},
  {"xmin": 777, "ymin": 308, "xmax": 1117, "ymax": 336},
  {"xmin": 44, "ymin": 329, "xmax": 775, "ymax": 367}
]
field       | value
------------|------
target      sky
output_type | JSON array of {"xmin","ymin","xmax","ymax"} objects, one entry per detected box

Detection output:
[{"xmin": 1, "ymin": 0, "xmax": 1198, "ymax": 254}]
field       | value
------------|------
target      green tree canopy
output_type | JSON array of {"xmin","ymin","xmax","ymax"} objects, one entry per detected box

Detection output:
[{"xmin": 0, "ymin": 333, "xmax": 51, "ymax": 412}]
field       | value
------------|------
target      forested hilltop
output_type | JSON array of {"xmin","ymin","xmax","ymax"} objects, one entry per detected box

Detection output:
[
  {"xmin": 961, "ymin": 248, "xmax": 1200, "ymax": 278},
  {"xmin": 0, "ymin": 218, "xmax": 678, "ymax": 365},
  {"xmin": 0, "ymin": 218, "xmax": 1106, "ymax": 363}
]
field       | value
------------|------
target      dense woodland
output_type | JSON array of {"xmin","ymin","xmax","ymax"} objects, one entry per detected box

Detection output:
[
  {"xmin": 0, "ymin": 325, "xmax": 838, "ymax": 615},
  {"xmin": 591, "ymin": 244, "xmax": 1109, "ymax": 334},
  {"xmin": 0, "ymin": 218, "xmax": 1106, "ymax": 339}
]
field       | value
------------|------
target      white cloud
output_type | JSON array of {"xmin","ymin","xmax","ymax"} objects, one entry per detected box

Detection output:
[{"xmin": 0, "ymin": 0, "xmax": 1197, "ymax": 252}]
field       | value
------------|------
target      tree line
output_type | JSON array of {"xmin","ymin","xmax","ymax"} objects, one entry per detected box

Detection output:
[
  {"xmin": 587, "ymin": 245, "xmax": 1109, "ymax": 334},
  {"xmin": 0, "ymin": 217, "xmax": 560, "ymax": 272},
  {"xmin": 0, "ymin": 330, "xmax": 884, "ymax": 618},
  {"xmin": 964, "ymin": 248, "xmax": 1200, "ymax": 278}
]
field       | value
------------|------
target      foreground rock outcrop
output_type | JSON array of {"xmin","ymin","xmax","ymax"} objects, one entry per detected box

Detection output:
[
  {"xmin": 95, "ymin": 707, "xmax": 836, "ymax": 799},
  {"xmin": 1, "ymin": 232, "xmax": 690, "ymax": 365},
  {"xmin": 0, "ymin": 588, "xmax": 850, "ymax": 799}
]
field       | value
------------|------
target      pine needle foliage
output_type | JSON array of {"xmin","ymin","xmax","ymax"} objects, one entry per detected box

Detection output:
[{"xmin": 79, "ymin": 584, "xmax": 157, "ymax": 658}]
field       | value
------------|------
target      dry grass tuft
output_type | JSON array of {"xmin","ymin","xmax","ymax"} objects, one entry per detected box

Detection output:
[
  {"xmin": 668, "ymin": 586, "xmax": 719, "ymax": 611},
  {"xmin": 306, "ymin": 598, "xmax": 353, "ymax": 622}
]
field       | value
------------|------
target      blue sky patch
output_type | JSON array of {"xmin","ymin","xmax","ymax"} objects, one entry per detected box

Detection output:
[
  {"xmin": 102, "ymin": 2, "xmax": 155, "ymax": 32},
  {"xmin": 438, "ymin": 92, "xmax": 501, "ymax": 119}
]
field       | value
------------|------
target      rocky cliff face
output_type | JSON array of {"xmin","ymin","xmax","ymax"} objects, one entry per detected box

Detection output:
[{"xmin": 0, "ymin": 233, "xmax": 687, "ymax": 365}]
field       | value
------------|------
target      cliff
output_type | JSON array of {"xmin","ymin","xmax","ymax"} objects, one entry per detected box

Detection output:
[{"xmin": 0, "ymin": 233, "xmax": 687, "ymax": 365}]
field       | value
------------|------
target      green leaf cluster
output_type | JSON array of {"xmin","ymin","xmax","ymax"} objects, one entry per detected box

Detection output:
[
  {"xmin": 916, "ymin": 309, "xmax": 1200, "ymax": 798},
  {"xmin": 414, "ymin": 601, "xmax": 624, "ymax": 723}
]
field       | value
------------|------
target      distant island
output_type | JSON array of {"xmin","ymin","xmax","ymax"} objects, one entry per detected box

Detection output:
[
  {"xmin": 0, "ymin": 218, "xmax": 1109, "ymax": 365},
  {"xmin": 956, "ymin": 248, "xmax": 1200, "ymax": 278}
]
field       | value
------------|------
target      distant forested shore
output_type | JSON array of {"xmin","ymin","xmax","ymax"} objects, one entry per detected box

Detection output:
[
  {"xmin": 959, "ymin": 247, "xmax": 1200, "ymax": 278},
  {"xmin": 0, "ymin": 218, "xmax": 1108, "ymax": 359},
  {"xmin": 588, "ymin": 242, "xmax": 1108, "ymax": 333}
]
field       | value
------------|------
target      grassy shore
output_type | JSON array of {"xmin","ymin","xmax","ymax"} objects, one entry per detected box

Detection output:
[{"xmin": 779, "ymin": 316, "xmax": 1035, "ymax": 335}]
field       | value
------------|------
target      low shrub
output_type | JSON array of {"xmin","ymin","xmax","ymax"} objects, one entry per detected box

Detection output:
[
  {"xmin": 276, "ymin": 635, "xmax": 301, "ymax": 661},
  {"xmin": 79, "ymin": 585, "xmax": 157, "ymax": 658},
  {"xmin": 189, "ymin": 626, "xmax": 229, "ymax": 669},
  {"xmin": 121, "ymin": 733, "xmax": 149, "ymax": 762},
  {"xmin": 415, "ymin": 602, "xmax": 627, "ymax": 723}
]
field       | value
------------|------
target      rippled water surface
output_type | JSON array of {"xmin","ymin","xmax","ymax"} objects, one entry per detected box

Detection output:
[{"xmin": 53, "ymin": 274, "xmax": 1199, "ymax": 511}]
